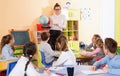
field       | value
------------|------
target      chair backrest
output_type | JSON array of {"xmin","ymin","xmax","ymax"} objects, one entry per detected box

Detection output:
[
  {"xmin": 40, "ymin": 51, "xmax": 52, "ymax": 68},
  {"xmin": 40, "ymin": 51, "xmax": 46, "ymax": 64},
  {"xmin": 6, "ymin": 61, "xmax": 17, "ymax": 76},
  {"xmin": 37, "ymin": 44, "xmax": 44, "ymax": 68}
]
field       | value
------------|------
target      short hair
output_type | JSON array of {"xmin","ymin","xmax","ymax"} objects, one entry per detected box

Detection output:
[
  {"xmin": 105, "ymin": 38, "xmax": 117, "ymax": 53},
  {"xmin": 41, "ymin": 32, "xmax": 50, "ymax": 41}
]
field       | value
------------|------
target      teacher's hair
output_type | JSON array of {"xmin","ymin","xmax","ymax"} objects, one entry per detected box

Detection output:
[
  {"xmin": 23, "ymin": 42, "xmax": 36, "ymax": 76},
  {"xmin": 54, "ymin": 3, "xmax": 61, "ymax": 10}
]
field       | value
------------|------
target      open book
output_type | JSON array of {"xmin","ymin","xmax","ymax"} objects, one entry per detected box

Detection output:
[{"xmin": 81, "ymin": 69, "xmax": 107, "ymax": 75}]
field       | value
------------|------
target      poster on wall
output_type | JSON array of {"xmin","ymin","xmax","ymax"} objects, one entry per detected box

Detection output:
[{"xmin": 80, "ymin": 7, "xmax": 93, "ymax": 21}]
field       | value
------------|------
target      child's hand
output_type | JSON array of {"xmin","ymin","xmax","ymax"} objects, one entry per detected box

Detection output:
[
  {"xmin": 52, "ymin": 61, "xmax": 57, "ymax": 67},
  {"xmin": 80, "ymin": 51, "xmax": 86, "ymax": 56},
  {"xmin": 103, "ymin": 65, "xmax": 108, "ymax": 72},
  {"xmin": 91, "ymin": 66, "xmax": 97, "ymax": 71}
]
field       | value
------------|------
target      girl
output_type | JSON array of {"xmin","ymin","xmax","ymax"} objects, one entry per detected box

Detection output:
[
  {"xmin": 86, "ymin": 34, "xmax": 101, "ymax": 51},
  {"xmin": 80, "ymin": 38, "xmax": 105, "ymax": 65},
  {"xmin": 48, "ymin": 3, "xmax": 67, "ymax": 50},
  {"xmin": 9, "ymin": 42, "xmax": 48, "ymax": 76},
  {"xmin": 0, "ymin": 34, "xmax": 17, "ymax": 60},
  {"xmin": 53, "ymin": 35, "xmax": 76, "ymax": 66}
]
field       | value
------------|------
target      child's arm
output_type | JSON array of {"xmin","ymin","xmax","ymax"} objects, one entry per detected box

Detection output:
[
  {"xmin": 108, "ymin": 69, "xmax": 120, "ymax": 75},
  {"xmin": 93, "ymin": 55, "xmax": 108, "ymax": 68},
  {"xmin": 2, "ymin": 49, "xmax": 17, "ymax": 60},
  {"xmin": 86, "ymin": 48, "xmax": 101, "ymax": 57},
  {"xmin": 46, "ymin": 44, "xmax": 60, "ymax": 56},
  {"xmin": 53, "ymin": 52, "xmax": 67, "ymax": 66},
  {"xmin": 86, "ymin": 43, "xmax": 93, "ymax": 51}
]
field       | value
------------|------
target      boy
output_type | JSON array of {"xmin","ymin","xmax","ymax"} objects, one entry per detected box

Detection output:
[
  {"xmin": 40, "ymin": 32, "xmax": 60, "ymax": 65},
  {"xmin": 92, "ymin": 38, "xmax": 120, "ymax": 75}
]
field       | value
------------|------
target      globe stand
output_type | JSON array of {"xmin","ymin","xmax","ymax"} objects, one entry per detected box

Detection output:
[{"xmin": 41, "ymin": 24, "xmax": 51, "ymax": 29}]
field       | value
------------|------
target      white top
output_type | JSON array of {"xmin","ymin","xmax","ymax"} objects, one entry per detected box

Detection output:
[
  {"xmin": 1, "ymin": 44, "xmax": 18, "ymax": 60},
  {"xmin": 54, "ymin": 49, "xmax": 76, "ymax": 66},
  {"xmin": 9, "ymin": 56, "xmax": 48, "ymax": 76},
  {"xmin": 40, "ymin": 41, "xmax": 60, "ymax": 63},
  {"xmin": 50, "ymin": 14, "xmax": 67, "ymax": 31}
]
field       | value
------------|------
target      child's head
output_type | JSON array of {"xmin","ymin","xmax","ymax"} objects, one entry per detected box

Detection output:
[
  {"xmin": 104, "ymin": 38, "xmax": 117, "ymax": 55},
  {"xmin": 92, "ymin": 34, "xmax": 101, "ymax": 43},
  {"xmin": 0, "ymin": 34, "xmax": 14, "ymax": 49},
  {"xmin": 95, "ymin": 38, "xmax": 103, "ymax": 48},
  {"xmin": 41, "ymin": 32, "xmax": 50, "ymax": 41},
  {"xmin": 23, "ymin": 42, "xmax": 36, "ymax": 76},
  {"xmin": 56, "ymin": 35, "xmax": 68, "ymax": 51}
]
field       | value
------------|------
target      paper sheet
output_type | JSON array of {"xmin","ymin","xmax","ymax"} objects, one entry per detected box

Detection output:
[{"xmin": 81, "ymin": 69, "xmax": 106, "ymax": 75}]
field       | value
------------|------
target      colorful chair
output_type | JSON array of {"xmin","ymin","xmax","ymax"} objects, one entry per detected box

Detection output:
[
  {"xmin": 6, "ymin": 61, "xmax": 17, "ymax": 76},
  {"xmin": 40, "ymin": 51, "xmax": 52, "ymax": 68},
  {"xmin": 117, "ymin": 48, "xmax": 120, "ymax": 55}
]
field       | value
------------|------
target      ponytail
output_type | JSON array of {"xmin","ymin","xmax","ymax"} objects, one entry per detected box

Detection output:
[
  {"xmin": 0, "ymin": 34, "xmax": 13, "ymax": 50},
  {"xmin": 24, "ymin": 56, "xmax": 32, "ymax": 76},
  {"xmin": 23, "ymin": 42, "xmax": 36, "ymax": 76}
]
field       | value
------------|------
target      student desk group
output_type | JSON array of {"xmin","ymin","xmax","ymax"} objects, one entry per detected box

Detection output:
[{"xmin": 49, "ymin": 65, "xmax": 117, "ymax": 76}]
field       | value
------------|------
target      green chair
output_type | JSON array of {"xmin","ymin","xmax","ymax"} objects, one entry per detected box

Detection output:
[
  {"xmin": 117, "ymin": 48, "xmax": 120, "ymax": 55},
  {"xmin": 37, "ymin": 44, "xmax": 44, "ymax": 68}
]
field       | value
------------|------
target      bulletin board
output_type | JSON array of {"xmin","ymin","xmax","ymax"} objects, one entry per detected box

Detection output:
[{"xmin": 116, "ymin": 0, "xmax": 120, "ymax": 46}]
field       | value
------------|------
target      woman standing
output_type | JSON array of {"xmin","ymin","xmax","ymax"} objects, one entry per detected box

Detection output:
[{"xmin": 48, "ymin": 3, "xmax": 67, "ymax": 50}]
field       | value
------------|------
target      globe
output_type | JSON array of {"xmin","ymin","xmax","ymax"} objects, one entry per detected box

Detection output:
[{"xmin": 39, "ymin": 15, "xmax": 49, "ymax": 24}]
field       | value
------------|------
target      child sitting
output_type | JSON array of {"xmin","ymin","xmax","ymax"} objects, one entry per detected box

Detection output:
[
  {"xmin": 53, "ymin": 35, "xmax": 76, "ymax": 66},
  {"xmin": 80, "ymin": 38, "xmax": 105, "ymax": 65},
  {"xmin": 9, "ymin": 42, "xmax": 48, "ymax": 76},
  {"xmin": 0, "ymin": 34, "xmax": 17, "ymax": 60},
  {"xmin": 86, "ymin": 34, "xmax": 101, "ymax": 51},
  {"xmin": 40, "ymin": 32, "xmax": 60, "ymax": 65},
  {"xmin": 92, "ymin": 38, "xmax": 120, "ymax": 75}
]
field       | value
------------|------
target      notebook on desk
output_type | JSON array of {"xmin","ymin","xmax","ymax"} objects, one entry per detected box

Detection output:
[
  {"xmin": 49, "ymin": 67, "xmax": 67, "ymax": 75},
  {"xmin": 81, "ymin": 69, "xmax": 107, "ymax": 75}
]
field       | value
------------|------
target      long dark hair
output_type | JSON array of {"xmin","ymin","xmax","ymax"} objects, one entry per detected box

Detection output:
[
  {"xmin": 0, "ymin": 34, "xmax": 13, "ymax": 51},
  {"xmin": 23, "ymin": 42, "xmax": 36, "ymax": 76},
  {"xmin": 56, "ymin": 35, "xmax": 68, "ymax": 52}
]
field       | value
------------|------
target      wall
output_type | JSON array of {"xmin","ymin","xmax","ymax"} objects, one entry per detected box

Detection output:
[
  {"xmin": 0, "ymin": 0, "xmax": 70, "ymax": 42},
  {"xmin": 0, "ymin": 0, "xmax": 115, "ymax": 44},
  {"xmin": 100, "ymin": 0, "xmax": 115, "ymax": 41},
  {"xmin": 116, "ymin": 0, "xmax": 120, "ymax": 46}
]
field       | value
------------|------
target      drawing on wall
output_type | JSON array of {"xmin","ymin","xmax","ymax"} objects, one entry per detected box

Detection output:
[{"xmin": 80, "ymin": 8, "xmax": 93, "ymax": 21}]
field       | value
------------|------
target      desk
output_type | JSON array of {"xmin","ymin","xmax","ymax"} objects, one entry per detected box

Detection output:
[
  {"xmin": 0, "ymin": 60, "xmax": 14, "ymax": 71},
  {"xmin": 49, "ymin": 65, "xmax": 118, "ymax": 76}
]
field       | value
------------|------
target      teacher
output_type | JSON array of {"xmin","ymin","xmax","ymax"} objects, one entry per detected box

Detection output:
[{"xmin": 48, "ymin": 3, "xmax": 67, "ymax": 50}]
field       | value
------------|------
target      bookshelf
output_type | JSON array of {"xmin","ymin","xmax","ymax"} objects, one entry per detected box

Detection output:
[
  {"xmin": 63, "ymin": 20, "xmax": 79, "ymax": 41},
  {"xmin": 62, "ymin": 10, "xmax": 80, "ymax": 52}
]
